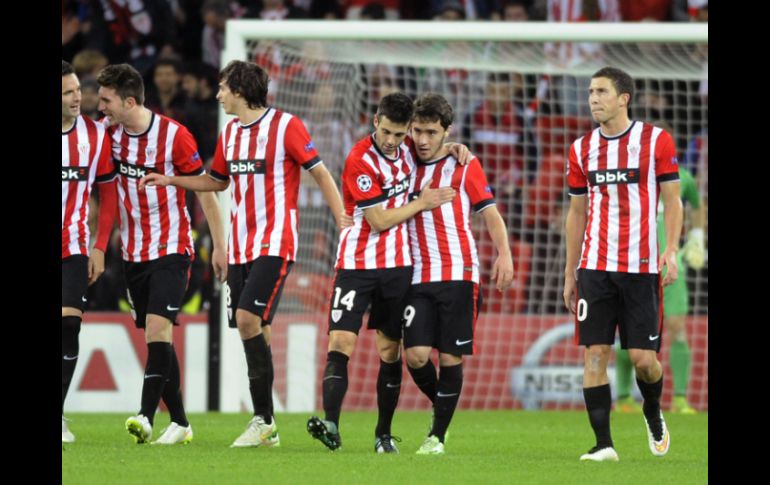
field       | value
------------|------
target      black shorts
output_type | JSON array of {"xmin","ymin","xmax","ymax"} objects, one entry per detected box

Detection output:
[
  {"xmin": 62, "ymin": 255, "xmax": 89, "ymax": 312},
  {"xmin": 403, "ymin": 281, "xmax": 481, "ymax": 355},
  {"xmin": 226, "ymin": 256, "xmax": 293, "ymax": 328},
  {"xmin": 328, "ymin": 267, "xmax": 413, "ymax": 341},
  {"xmin": 123, "ymin": 253, "xmax": 191, "ymax": 328},
  {"xmin": 575, "ymin": 269, "xmax": 663, "ymax": 351}
]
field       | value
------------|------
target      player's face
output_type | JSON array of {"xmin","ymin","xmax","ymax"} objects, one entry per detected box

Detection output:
[
  {"xmin": 62, "ymin": 74, "xmax": 81, "ymax": 121},
  {"xmin": 216, "ymin": 81, "xmax": 238, "ymax": 115},
  {"xmin": 588, "ymin": 77, "xmax": 628, "ymax": 124},
  {"xmin": 98, "ymin": 86, "xmax": 129, "ymax": 126},
  {"xmin": 411, "ymin": 119, "xmax": 449, "ymax": 161},
  {"xmin": 373, "ymin": 115, "xmax": 409, "ymax": 156}
]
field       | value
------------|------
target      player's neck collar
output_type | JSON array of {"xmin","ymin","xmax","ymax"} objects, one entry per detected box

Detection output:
[
  {"xmin": 599, "ymin": 120, "xmax": 635, "ymax": 140},
  {"xmin": 370, "ymin": 133, "xmax": 401, "ymax": 162},
  {"xmin": 239, "ymin": 107, "xmax": 271, "ymax": 128},
  {"xmin": 124, "ymin": 110, "xmax": 155, "ymax": 138},
  {"xmin": 62, "ymin": 115, "xmax": 78, "ymax": 135}
]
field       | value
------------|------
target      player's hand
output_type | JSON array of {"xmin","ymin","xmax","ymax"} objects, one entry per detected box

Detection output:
[
  {"xmin": 682, "ymin": 228, "xmax": 706, "ymax": 269},
  {"xmin": 660, "ymin": 248, "xmax": 678, "ymax": 287},
  {"xmin": 138, "ymin": 173, "xmax": 171, "ymax": 190},
  {"xmin": 491, "ymin": 253, "xmax": 514, "ymax": 292},
  {"xmin": 418, "ymin": 178, "xmax": 455, "ymax": 210},
  {"xmin": 211, "ymin": 246, "xmax": 227, "ymax": 283},
  {"xmin": 338, "ymin": 212, "xmax": 353, "ymax": 231},
  {"xmin": 446, "ymin": 142, "xmax": 474, "ymax": 166},
  {"xmin": 88, "ymin": 248, "xmax": 106, "ymax": 285},
  {"xmin": 563, "ymin": 271, "xmax": 577, "ymax": 314}
]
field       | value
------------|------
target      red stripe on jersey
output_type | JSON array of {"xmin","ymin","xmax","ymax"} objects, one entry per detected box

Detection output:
[
  {"xmin": 616, "ymin": 133, "xmax": 631, "ymax": 272},
  {"xmin": 638, "ymin": 124, "xmax": 654, "ymax": 273},
  {"xmin": 244, "ymin": 125, "xmax": 259, "ymax": 262},
  {"xmin": 155, "ymin": 118, "xmax": 171, "ymax": 257},
  {"xmin": 63, "ymin": 130, "xmax": 81, "ymax": 254},
  {"xmin": 135, "ymin": 133, "xmax": 153, "ymax": 261},
  {"xmin": 595, "ymin": 137, "xmax": 610, "ymax": 272},
  {"xmin": 414, "ymin": 168, "xmax": 432, "ymax": 283},
  {"xmin": 259, "ymin": 114, "xmax": 281, "ymax": 257},
  {"xmin": 579, "ymin": 134, "xmax": 593, "ymax": 266},
  {"xmin": 231, "ymin": 123, "xmax": 244, "ymax": 261}
]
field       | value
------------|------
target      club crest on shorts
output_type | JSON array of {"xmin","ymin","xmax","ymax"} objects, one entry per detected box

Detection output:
[{"xmin": 331, "ymin": 309, "xmax": 343, "ymax": 323}]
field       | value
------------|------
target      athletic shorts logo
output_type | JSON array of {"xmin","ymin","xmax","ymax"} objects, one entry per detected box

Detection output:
[
  {"xmin": 331, "ymin": 309, "xmax": 343, "ymax": 323},
  {"xmin": 254, "ymin": 299, "xmax": 267, "ymax": 307},
  {"xmin": 648, "ymin": 335, "xmax": 660, "ymax": 341},
  {"xmin": 166, "ymin": 305, "xmax": 180, "ymax": 311},
  {"xmin": 455, "ymin": 339, "xmax": 472, "ymax": 346},
  {"xmin": 356, "ymin": 174, "xmax": 373, "ymax": 193}
]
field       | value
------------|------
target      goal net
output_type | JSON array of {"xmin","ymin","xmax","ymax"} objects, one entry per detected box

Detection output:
[{"xmin": 217, "ymin": 21, "xmax": 708, "ymax": 413}]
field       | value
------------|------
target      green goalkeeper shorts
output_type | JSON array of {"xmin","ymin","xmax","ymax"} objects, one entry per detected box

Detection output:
[{"xmin": 662, "ymin": 252, "xmax": 688, "ymax": 317}]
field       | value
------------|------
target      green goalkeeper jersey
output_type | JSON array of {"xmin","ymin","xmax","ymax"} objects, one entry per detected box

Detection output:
[{"xmin": 657, "ymin": 167, "xmax": 700, "ymax": 251}]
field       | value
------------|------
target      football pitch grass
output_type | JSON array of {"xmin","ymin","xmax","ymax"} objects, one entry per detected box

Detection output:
[{"xmin": 63, "ymin": 410, "xmax": 707, "ymax": 484}]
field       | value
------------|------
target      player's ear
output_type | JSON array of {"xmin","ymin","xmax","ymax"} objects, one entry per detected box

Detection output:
[
  {"xmin": 373, "ymin": 114, "xmax": 379, "ymax": 129},
  {"xmin": 445, "ymin": 124, "xmax": 453, "ymax": 141}
]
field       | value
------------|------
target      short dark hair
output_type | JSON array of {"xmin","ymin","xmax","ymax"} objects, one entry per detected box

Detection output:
[
  {"xmin": 592, "ymin": 66, "xmax": 634, "ymax": 107},
  {"xmin": 62, "ymin": 60, "xmax": 74, "ymax": 77},
  {"xmin": 97, "ymin": 64, "xmax": 145, "ymax": 105},
  {"xmin": 376, "ymin": 92, "xmax": 414, "ymax": 125},
  {"xmin": 413, "ymin": 93, "xmax": 454, "ymax": 130},
  {"xmin": 154, "ymin": 58, "xmax": 182, "ymax": 75},
  {"xmin": 220, "ymin": 60, "xmax": 269, "ymax": 110}
]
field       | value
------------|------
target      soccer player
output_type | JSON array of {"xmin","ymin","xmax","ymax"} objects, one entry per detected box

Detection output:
[
  {"xmin": 563, "ymin": 67, "xmax": 682, "ymax": 462},
  {"xmin": 306, "ymin": 92, "xmax": 459, "ymax": 454},
  {"xmin": 62, "ymin": 60, "xmax": 118, "ymax": 443},
  {"xmin": 615, "ymin": 122, "xmax": 706, "ymax": 414},
  {"xmin": 140, "ymin": 60, "xmax": 345, "ymax": 448},
  {"xmin": 403, "ymin": 93, "xmax": 514, "ymax": 454},
  {"xmin": 97, "ymin": 63, "xmax": 227, "ymax": 445}
]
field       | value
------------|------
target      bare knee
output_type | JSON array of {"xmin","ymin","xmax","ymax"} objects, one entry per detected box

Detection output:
[
  {"xmin": 328, "ymin": 331, "xmax": 357, "ymax": 357},
  {"xmin": 405, "ymin": 347, "xmax": 431, "ymax": 368},
  {"xmin": 629, "ymin": 349, "xmax": 660, "ymax": 379},
  {"xmin": 145, "ymin": 315, "xmax": 172, "ymax": 343},
  {"xmin": 236, "ymin": 310, "xmax": 263, "ymax": 340},
  {"xmin": 376, "ymin": 331, "xmax": 401, "ymax": 363},
  {"xmin": 439, "ymin": 353, "xmax": 462, "ymax": 367},
  {"xmin": 584, "ymin": 345, "xmax": 611, "ymax": 377}
]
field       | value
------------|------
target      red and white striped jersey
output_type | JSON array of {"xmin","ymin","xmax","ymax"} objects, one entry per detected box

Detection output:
[
  {"xmin": 210, "ymin": 108, "xmax": 322, "ymax": 264},
  {"xmin": 409, "ymin": 156, "xmax": 495, "ymax": 284},
  {"xmin": 335, "ymin": 134, "xmax": 415, "ymax": 270},
  {"xmin": 62, "ymin": 115, "xmax": 116, "ymax": 259},
  {"xmin": 567, "ymin": 121, "xmax": 679, "ymax": 274},
  {"xmin": 108, "ymin": 112, "xmax": 204, "ymax": 262}
]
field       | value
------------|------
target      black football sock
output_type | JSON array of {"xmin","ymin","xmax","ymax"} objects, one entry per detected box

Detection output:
[
  {"xmin": 243, "ymin": 334, "xmax": 272, "ymax": 424},
  {"xmin": 407, "ymin": 359, "xmax": 438, "ymax": 405},
  {"xmin": 139, "ymin": 342, "xmax": 172, "ymax": 425},
  {"xmin": 583, "ymin": 384, "xmax": 614, "ymax": 449},
  {"xmin": 375, "ymin": 359, "xmax": 402, "ymax": 437},
  {"xmin": 62, "ymin": 316, "xmax": 82, "ymax": 414},
  {"xmin": 161, "ymin": 345, "xmax": 189, "ymax": 427},
  {"xmin": 322, "ymin": 351, "xmax": 349, "ymax": 427},
  {"xmin": 430, "ymin": 364, "xmax": 463, "ymax": 443}
]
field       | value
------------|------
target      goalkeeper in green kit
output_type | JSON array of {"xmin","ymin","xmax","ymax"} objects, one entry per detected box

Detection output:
[{"xmin": 615, "ymin": 164, "xmax": 705, "ymax": 415}]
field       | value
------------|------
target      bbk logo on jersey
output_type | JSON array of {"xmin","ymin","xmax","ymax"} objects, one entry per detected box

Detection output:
[
  {"xmin": 229, "ymin": 159, "xmax": 266, "ymax": 175},
  {"xmin": 118, "ymin": 161, "xmax": 155, "ymax": 179},
  {"xmin": 62, "ymin": 166, "xmax": 89, "ymax": 181},
  {"xmin": 385, "ymin": 179, "xmax": 410, "ymax": 198},
  {"xmin": 589, "ymin": 169, "xmax": 639, "ymax": 186},
  {"xmin": 357, "ymin": 174, "xmax": 373, "ymax": 192}
]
